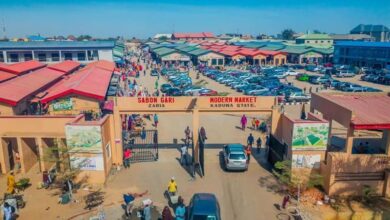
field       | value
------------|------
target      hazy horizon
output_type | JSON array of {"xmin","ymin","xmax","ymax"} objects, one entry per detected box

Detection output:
[{"xmin": 0, "ymin": 0, "xmax": 389, "ymax": 39}]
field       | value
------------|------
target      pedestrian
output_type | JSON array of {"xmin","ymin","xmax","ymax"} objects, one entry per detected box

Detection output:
[
  {"xmin": 255, "ymin": 119, "xmax": 260, "ymax": 130},
  {"xmin": 282, "ymin": 195, "xmax": 290, "ymax": 209},
  {"xmin": 247, "ymin": 133, "xmax": 254, "ymax": 148},
  {"xmin": 251, "ymin": 117, "xmax": 256, "ymax": 130},
  {"xmin": 143, "ymin": 203, "xmax": 151, "ymax": 220},
  {"xmin": 6, "ymin": 171, "xmax": 15, "ymax": 194},
  {"xmin": 309, "ymin": 87, "xmax": 312, "ymax": 93},
  {"xmin": 123, "ymin": 148, "xmax": 132, "ymax": 168},
  {"xmin": 175, "ymin": 197, "xmax": 186, "ymax": 220},
  {"xmin": 245, "ymin": 144, "xmax": 252, "ymax": 163},
  {"xmin": 154, "ymin": 113, "xmax": 159, "ymax": 127},
  {"xmin": 141, "ymin": 127, "xmax": 146, "ymax": 141},
  {"xmin": 180, "ymin": 145, "xmax": 188, "ymax": 166},
  {"xmin": 123, "ymin": 193, "xmax": 135, "ymax": 217},
  {"xmin": 200, "ymin": 126, "xmax": 207, "ymax": 142},
  {"xmin": 240, "ymin": 114, "xmax": 247, "ymax": 131},
  {"xmin": 144, "ymin": 70, "xmax": 146, "ymax": 76},
  {"xmin": 2, "ymin": 202, "xmax": 13, "ymax": 220},
  {"xmin": 256, "ymin": 137, "xmax": 262, "ymax": 154},
  {"xmin": 315, "ymin": 87, "xmax": 319, "ymax": 93},
  {"xmin": 162, "ymin": 206, "xmax": 173, "ymax": 220},
  {"xmin": 303, "ymin": 87, "xmax": 307, "ymax": 93},
  {"xmin": 184, "ymin": 126, "xmax": 191, "ymax": 144}
]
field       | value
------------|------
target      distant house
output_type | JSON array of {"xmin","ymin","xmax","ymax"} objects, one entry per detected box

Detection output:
[
  {"xmin": 331, "ymin": 34, "xmax": 375, "ymax": 42},
  {"xmin": 172, "ymin": 32, "xmax": 215, "ymax": 41},
  {"xmin": 350, "ymin": 24, "xmax": 390, "ymax": 42},
  {"xmin": 153, "ymin": 34, "xmax": 172, "ymax": 40},
  {"xmin": 296, "ymin": 34, "xmax": 333, "ymax": 46},
  {"xmin": 27, "ymin": 35, "xmax": 46, "ymax": 42}
]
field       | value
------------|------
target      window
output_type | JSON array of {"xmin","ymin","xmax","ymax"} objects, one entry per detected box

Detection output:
[
  {"xmin": 9, "ymin": 53, "xmax": 19, "ymax": 62},
  {"xmin": 38, "ymin": 53, "xmax": 46, "ymax": 62},
  {"xmin": 218, "ymin": 59, "xmax": 223, "ymax": 65},
  {"xmin": 51, "ymin": 53, "xmax": 60, "ymax": 62},
  {"xmin": 64, "ymin": 53, "xmax": 72, "ymax": 60},
  {"xmin": 229, "ymin": 153, "xmax": 246, "ymax": 160},
  {"xmin": 24, "ymin": 53, "xmax": 33, "ymax": 61},
  {"xmin": 211, "ymin": 59, "xmax": 217, "ymax": 65},
  {"xmin": 77, "ymin": 52, "xmax": 86, "ymax": 61},
  {"xmin": 0, "ymin": 52, "xmax": 3, "ymax": 62},
  {"xmin": 315, "ymin": 41, "xmax": 318, "ymax": 43}
]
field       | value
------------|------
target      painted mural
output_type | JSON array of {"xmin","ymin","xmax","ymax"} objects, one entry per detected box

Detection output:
[
  {"xmin": 65, "ymin": 125, "xmax": 103, "ymax": 153},
  {"xmin": 292, "ymin": 123, "xmax": 329, "ymax": 150}
]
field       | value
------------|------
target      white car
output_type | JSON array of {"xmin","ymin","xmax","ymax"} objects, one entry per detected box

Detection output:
[{"xmin": 285, "ymin": 70, "xmax": 300, "ymax": 76}]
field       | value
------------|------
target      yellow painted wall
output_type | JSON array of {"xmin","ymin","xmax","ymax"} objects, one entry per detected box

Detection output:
[{"xmin": 48, "ymin": 95, "xmax": 100, "ymax": 116}]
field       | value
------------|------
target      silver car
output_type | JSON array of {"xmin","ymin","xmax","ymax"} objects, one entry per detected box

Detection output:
[{"xmin": 223, "ymin": 144, "xmax": 248, "ymax": 171}]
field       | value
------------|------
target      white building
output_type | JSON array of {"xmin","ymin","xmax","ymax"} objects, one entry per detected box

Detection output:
[{"xmin": 0, "ymin": 41, "xmax": 116, "ymax": 64}]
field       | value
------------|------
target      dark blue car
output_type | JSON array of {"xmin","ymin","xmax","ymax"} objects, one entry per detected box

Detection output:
[{"xmin": 188, "ymin": 193, "xmax": 221, "ymax": 220}]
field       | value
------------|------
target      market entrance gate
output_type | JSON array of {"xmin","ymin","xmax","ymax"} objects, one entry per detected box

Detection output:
[
  {"xmin": 112, "ymin": 96, "xmax": 278, "ymax": 177},
  {"xmin": 122, "ymin": 128, "xmax": 158, "ymax": 162}
]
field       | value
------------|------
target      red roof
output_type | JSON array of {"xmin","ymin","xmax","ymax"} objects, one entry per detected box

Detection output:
[
  {"xmin": 217, "ymin": 50, "xmax": 245, "ymax": 57},
  {"xmin": 321, "ymin": 93, "xmax": 390, "ymax": 129},
  {"xmin": 0, "ymin": 60, "xmax": 46, "ymax": 75},
  {"xmin": 48, "ymin": 60, "xmax": 81, "ymax": 74},
  {"xmin": 0, "ymin": 71, "xmax": 17, "ymax": 83},
  {"xmin": 0, "ymin": 68, "xmax": 65, "ymax": 106},
  {"xmin": 86, "ymin": 60, "xmax": 116, "ymax": 71},
  {"xmin": 40, "ymin": 61, "xmax": 114, "ymax": 103},
  {"xmin": 173, "ymin": 32, "xmax": 215, "ymax": 39}
]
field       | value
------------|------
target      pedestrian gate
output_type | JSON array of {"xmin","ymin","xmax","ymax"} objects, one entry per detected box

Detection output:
[{"xmin": 122, "ymin": 129, "xmax": 158, "ymax": 162}]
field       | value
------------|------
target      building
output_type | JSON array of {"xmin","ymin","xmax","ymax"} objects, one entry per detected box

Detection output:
[
  {"xmin": 153, "ymin": 34, "xmax": 172, "ymax": 40},
  {"xmin": 334, "ymin": 41, "xmax": 390, "ymax": 69},
  {"xmin": 0, "ymin": 41, "xmax": 116, "ymax": 64},
  {"xmin": 281, "ymin": 45, "xmax": 333, "ymax": 64},
  {"xmin": 186, "ymin": 48, "xmax": 225, "ymax": 67},
  {"xmin": 172, "ymin": 32, "xmax": 215, "ymax": 41},
  {"xmin": 296, "ymin": 34, "xmax": 333, "ymax": 46},
  {"xmin": 331, "ymin": 34, "xmax": 375, "ymax": 42},
  {"xmin": 350, "ymin": 24, "xmax": 390, "ymax": 42}
]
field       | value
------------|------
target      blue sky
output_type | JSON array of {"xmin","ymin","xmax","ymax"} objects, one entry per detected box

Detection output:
[{"xmin": 0, "ymin": 0, "xmax": 389, "ymax": 38}]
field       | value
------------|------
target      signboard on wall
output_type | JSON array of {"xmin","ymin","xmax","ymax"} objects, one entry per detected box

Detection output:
[
  {"xmin": 292, "ymin": 123, "xmax": 329, "ymax": 150},
  {"xmin": 292, "ymin": 154, "xmax": 321, "ymax": 169},
  {"xmin": 65, "ymin": 125, "xmax": 103, "ymax": 153},
  {"xmin": 70, "ymin": 155, "xmax": 104, "ymax": 171},
  {"xmin": 52, "ymin": 97, "xmax": 73, "ymax": 111},
  {"xmin": 197, "ymin": 96, "xmax": 275, "ymax": 111}
]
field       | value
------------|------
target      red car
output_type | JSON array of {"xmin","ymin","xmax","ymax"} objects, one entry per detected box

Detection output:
[{"xmin": 199, "ymin": 89, "xmax": 218, "ymax": 96}]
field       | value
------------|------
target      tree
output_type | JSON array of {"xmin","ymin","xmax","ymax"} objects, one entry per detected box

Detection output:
[
  {"xmin": 281, "ymin": 29, "xmax": 295, "ymax": 40},
  {"xmin": 158, "ymin": 36, "xmax": 168, "ymax": 41},
  {"xmin": 77, "ymin": 35, "xmax": 93, "ymax": 41}
]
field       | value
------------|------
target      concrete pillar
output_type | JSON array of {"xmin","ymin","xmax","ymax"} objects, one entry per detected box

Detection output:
[
  {"xmin": 59, "ymin": 50, "xmax": 62, "ymax": 61},
  {"xmin": 345, "ymin": 127, "xmax": 354, "ymax": 154},
  {"xmin": 36, "ymin": 138, "xmax": 45, "ymax": 172},
  {"xmin": 31, "ymin": 50, "xmax": 35, "ymax": 60},
  {"xmin": 382, "ymin": 130, "xmax": 390, "ymax": 156},
  {"xmin": 192, "ymin": 109, "xmax": 200, "ymax": 164},
  {"xmin": 113, "ymin": 101, "xmax": 123, "ymax": 165},
  {"xmin": 384, "ymin": 170, "xmax": 390, "ymax": 198},
  {"xmin": 2, "ymin": 51, "xmax": 7, "ymax": 63},
  {"xmin": 16, "ymin": 137, "xmax": 25, "ymax": 173},
  {"xmin": 85, "ymin": 50, "xmax": 89, "ymax": 62},
  {"xmin": 0, "ymin": 138, "xmax": 10, "ymax": 174}
]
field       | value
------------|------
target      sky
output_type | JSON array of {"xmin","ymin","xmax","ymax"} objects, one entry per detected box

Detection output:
[{"xmin": 0, "ymin": 0, "xmax": 389, "ymax": 39}]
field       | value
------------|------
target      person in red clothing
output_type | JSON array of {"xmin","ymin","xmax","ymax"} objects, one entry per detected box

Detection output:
[{"xmin": 123, "ymin": 148, "xmax": 132, "ymax": 168}]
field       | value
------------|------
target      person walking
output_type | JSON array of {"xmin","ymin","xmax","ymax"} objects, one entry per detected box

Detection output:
[
  {"xmin": 6, "ymin": 171, "xmax": 15, "ymax": 194},
  {"xmin": 175, "ymin": 197, "xmax": 186, "ymax": 220},
  {"xmin": 2, "ymin": 202, "xmax": 13, "ymax": 220},
  {"xmin": 154, "ymin": 114, "xmax": 159, "ymax": 127},
  {"xmin": 123, "ymin": 148, "xmax": 132, "ymax": 168},
  {"xmin": 255, "ymin": 119, "xmax": 260, "ymax": 131},
  {"xmin": 256, "ymin": 137, "xmax": 262, "ymax": 154},
  {"xmin": 143, "ymin": 203, "xmax": 151, "ymax": 220},
  {"xmin": 180, "ymin": 145, "xmax": 188, "ymax": 166},
  {"xmin": 141, "ymin": 127, "xmax": 146, "ymax": 141},
  {"xmin": 167, "ymin": 177, "xmax": 177, "ymax": 196},
  {"xmin": 184, "ymin": 126, "xmax": 191, "ymax": 144},
  {"xmin": 200, "ymin": 126, "xmax": 207, "ymax": 142},
  {"xmin": 162, "ymin": 206, "xmax": 173, "ymax": 220},
  {"xmin": 251, "ymin": 117, "xmax": 256, "ymax": 130},
  {"xmin": 241, "ymin": 114, "xmax": 247, "ymax": 131},
  {"xmin": 247, "ymin": 133, "xmax": 254, "ymax": 148},
  {"xmin": 245, "ymin": 144, "xmax": 252, "ymax": 163}
]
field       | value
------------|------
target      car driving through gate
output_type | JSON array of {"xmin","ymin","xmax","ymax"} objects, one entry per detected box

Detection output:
[{"xmin": 222, "ymin": 144, "xmax": 248, "ymax": 171}]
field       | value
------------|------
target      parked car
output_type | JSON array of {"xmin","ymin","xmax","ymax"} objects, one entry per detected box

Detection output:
[
  {"xmin": 309, "ymin": 76, "xmax": 332, "ymax": 84},
  {"xmin": 150, "ymin": 70, "xmax": 159, "ymax": 76},
  {"xmin": 285, "ymin": 92, "xmax": 311, "ymax": 102},
  {"xmin": 188, "ymin": 193, "xmax": 221, "ymax": 220},
  {"xmin": 183, "ymin": 86, "xmax": 205, "ymax": 96},
  {"xmin": 336, "ymin": 70, "xmax": 355, "ymax": 78},
  {"xmin": 160, "ymin": 84, "xmax": 172, "ymax": 93},
  {"xmin": 244, "ymin": 86, "xmax": 268, "ymax": 95},
  {"xmin": 284, "ymin": 70, "xmax": 300, "ymax": 76},
  {"xmin": 199, "ymin": 89, "xmax": 218, "ymax": 96},
  {"xmin": 223, "ymin": 144, "xmax": 248, "ymax": 171},
  {"xmin": 295, "ymin": 73, "xmax": 309, "ymax": 82},
  {"xmin": 165, "ymin": 87, "xmax": 183, "ymax": 96}
]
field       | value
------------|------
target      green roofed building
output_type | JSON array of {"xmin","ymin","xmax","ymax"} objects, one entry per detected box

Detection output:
[
  {"xmin": 281, "ymin": 45, "xmax": 333, "ymax": 64},
  {"xmin": 186, "ymin": 48, "xmax": 225, "ymax": 66},
  {"xmin": 151, "ymin": 47, "xmax": 191, "ymax": 66},
  {"xmin": 296, "ymin": 34, "xmax": 333, "ymax": 47}
]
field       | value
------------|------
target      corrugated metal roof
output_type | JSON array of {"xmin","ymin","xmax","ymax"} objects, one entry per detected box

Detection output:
[
  {"xmin": 297, "ymin": 34, "xmax": 332, "ymax": 40},
  {"xmin": 40, "ymin": 61, "xmax": 114, "ymax": 103},
  {"xmin": 173, "ymin": 32, "xmax": 215, "ymax": 38},
  {"xmin": 0, "ymin": 71, "xmax": 16, "ymax": 83},
  {"xmin": 321, "ymin": 93, "xmax": 390, "ymax": 128},
  {"xmin": 335, "ymin": 41, "xmax": 390, "ymax": 48},
  {"xmin": 0, "ymin": 60, "xmax": 46, "ymax": 75},
  {"xmin": 351, "ymin": 24, "xmax": 390, "ymax": 33},
  {"xmin": 0, "ymin": 67, "xmax": 65, "ymax": 106},
  {"xmin": 0, "ymin": 41, "xmax": 116, "ymax": 49},
  {"xmin": 47, "ymin": 61, "xmax": 81, "ymax": 74}
]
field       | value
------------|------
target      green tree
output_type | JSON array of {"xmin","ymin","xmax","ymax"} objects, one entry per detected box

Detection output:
[
  {"xmin": 158, "ymin": 36, "xmax": 168, "ymax": 41},
  {"xmin": 77, "ymin": 35, "xmax": 93, "ymax": 41},
  {"xmin": 281, "ymin": 29, "xmax": 295, "ymax": 40}
]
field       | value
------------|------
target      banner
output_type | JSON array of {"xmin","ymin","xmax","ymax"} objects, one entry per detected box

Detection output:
[
  {"xmin": 65, "ymin": 125, "xmax": 103, "ymax": 153},
  {"xmin": 52, "ymin": 98, "xmax": 73, "ymax": 111},
  {"xmin": 70, "ymin": 156, "xmax": 104, "ymax": 171},
  {"xmin": 292, "ymin": 123, "xmax": 329, "ymax": 150},
  {"xmin": 292, "ymin": 154, "xmax": 321, "ymax": 169}
]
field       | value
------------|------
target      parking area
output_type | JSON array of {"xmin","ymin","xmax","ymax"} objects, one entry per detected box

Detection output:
[{"xmin": 106, "ymin": 149, "xmax": 283, "ymax": 220}]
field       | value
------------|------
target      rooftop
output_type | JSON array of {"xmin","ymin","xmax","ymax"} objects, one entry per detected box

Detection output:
[
  {"xmin": 0, "ymin": 40, "xmax": 116, "ymax": 50},
  {"xmin": 297, "ymin": 34, "xmax": 332, "ymax": 40},
  {"xmin": 319, "ymin": 93, "xmax": 390, "ymax": 129},
  {"xmin": 0, "ymin": 71, "xmax": 17, "ymax": 83},
  {"xmin": 335, "ymin": 41, "xmax": 390, "ymax": 48},
  {"xmin": 0, "ymin": 67, "xmax": 65, "ymax": 106},
  {"xmin": 173, "ymin": 32, "xmax": 215, "ymax": 39},
  {"xmin": 351, "ymin": 24, "xmax": 390, "ymax": 33},
  {"xmin": 47, "ymin": 60, "xmax": 81, "ymax": 74},
  {"xmin": 0, "ymin": 60, "xmax": 46, "ymax": 75}
]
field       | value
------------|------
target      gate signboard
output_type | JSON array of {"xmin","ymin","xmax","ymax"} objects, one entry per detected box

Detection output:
[{"xmin": 197, "ymin": 96, "xmax": 275, "ymax": 111}]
